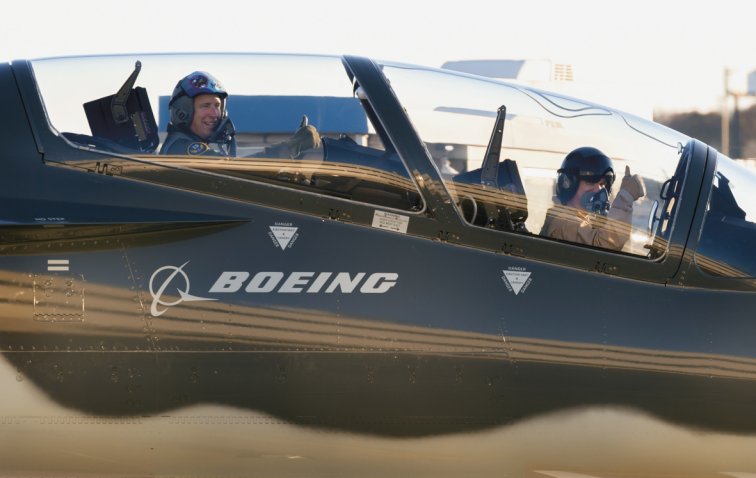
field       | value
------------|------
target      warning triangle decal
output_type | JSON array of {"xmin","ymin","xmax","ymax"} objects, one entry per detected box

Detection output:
[
  {"xmin": 502, "ymin": 270, "xmax": 532, "ymax": 295},
  {"xmin": 269, "ymin": 226, "xmax": 298, "ymax": 250}
]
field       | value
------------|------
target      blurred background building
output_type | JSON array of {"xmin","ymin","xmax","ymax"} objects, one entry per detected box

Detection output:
[{"xmin": 443, "ymin": 60, "xmax": 756, "ymax": 166}]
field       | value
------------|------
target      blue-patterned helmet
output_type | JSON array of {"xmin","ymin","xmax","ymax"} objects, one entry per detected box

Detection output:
[{"xmin": 169, "ymin": 71, "xmax": 227, "ymax": 127}]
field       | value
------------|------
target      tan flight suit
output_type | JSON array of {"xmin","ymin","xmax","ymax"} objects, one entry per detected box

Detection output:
[{"xmin": 540, "ymin": 189, "xmax": 635, "ymax": 251}]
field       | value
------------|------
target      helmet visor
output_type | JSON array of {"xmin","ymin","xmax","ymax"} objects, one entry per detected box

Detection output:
[{"xmin": 577, "ymin": 169, "xmax": 615, "ymax": 190}]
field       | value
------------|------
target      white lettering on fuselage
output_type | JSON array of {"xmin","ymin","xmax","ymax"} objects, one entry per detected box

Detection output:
[
  {"xmin": 149, "ymin": 263, "xmax": 399, "ymax": 317},
  {"xmin": 209, "ymin": 271, "xmax": 398, "ymax": 294}
]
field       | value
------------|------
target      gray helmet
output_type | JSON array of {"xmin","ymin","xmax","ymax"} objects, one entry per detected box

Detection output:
[{"xmin": 168, "ymin": 71, "xmax": 228, "ymax": 127}]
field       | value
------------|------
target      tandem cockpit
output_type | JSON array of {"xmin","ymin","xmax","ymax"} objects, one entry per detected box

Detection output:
[{"xmin": 27, "ymin": 53, "xmax": 756, "ymax": 278}]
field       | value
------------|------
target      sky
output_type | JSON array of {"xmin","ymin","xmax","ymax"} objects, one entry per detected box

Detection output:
[{"xmin": 1, "ymin": 0, "xmax": 754, "ymax": 116}]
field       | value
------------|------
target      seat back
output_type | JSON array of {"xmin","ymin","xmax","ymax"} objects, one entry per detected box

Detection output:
[{"xmin": 452, "ymin": 158, "xmax": 528, "ymax": 231}]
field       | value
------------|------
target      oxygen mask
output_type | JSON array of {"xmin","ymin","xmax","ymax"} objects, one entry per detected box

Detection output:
[{"xmin": 579, "ymin": 188, "xmax": 610, "ymax": 216}]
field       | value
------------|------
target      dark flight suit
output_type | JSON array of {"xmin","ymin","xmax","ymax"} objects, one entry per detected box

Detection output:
[
  {"xmin": 159, "ymin": 125, "xmax": 321, "ymax": 159},
  {"xmin": 159, "ymin": 130, "xmax": 231, "ymax": 157}
]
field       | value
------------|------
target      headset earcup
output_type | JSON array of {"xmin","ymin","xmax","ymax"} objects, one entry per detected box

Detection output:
[
  {"xmin": 170, "ymin": 96, "xmax": 193, "ymax": 127},
  {"xmin": 556, "ymin": 172, "xmax": 577, "ymax": 204}
]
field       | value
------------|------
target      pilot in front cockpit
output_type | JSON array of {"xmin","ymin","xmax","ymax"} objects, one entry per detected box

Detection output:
[
  {"xmin": 160, "ymin": 71, "xmax": 320, "ymax": 158},
  {"xmin": 540, "ymin": 146, "xmax": 645, "ymax": 251}
]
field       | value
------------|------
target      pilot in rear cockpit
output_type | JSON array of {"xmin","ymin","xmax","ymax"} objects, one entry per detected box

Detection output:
[
  {"xmin": 160, "ymin": 71, "xmax": 320, "ymax": 157},
  {"xmin": 540, "ymin": 146, "xmax": 645, "ymax": 251}
]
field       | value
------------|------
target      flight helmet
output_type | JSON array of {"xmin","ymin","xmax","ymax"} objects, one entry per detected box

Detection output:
[
  {"xmin": 556, "ymin": 146, "xmax": 615, "ymax": 204},
  {"xmin": 168, "ymin": 71, "xmax": 228, "ymax": 128}
]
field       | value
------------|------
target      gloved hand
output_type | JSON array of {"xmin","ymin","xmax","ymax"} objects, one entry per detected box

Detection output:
[
  {"xmin": 285, "ymin": 125, "xmax": 321, "ymax": 158},
  {"xmin": 620, "ymin": 165, "xmax": 645, "ymax": 201}
]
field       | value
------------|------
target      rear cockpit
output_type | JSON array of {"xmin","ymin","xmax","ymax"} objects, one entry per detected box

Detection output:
[{"xmin": 379, "ymin": 61, "xmax": 692, "ymax": 257}]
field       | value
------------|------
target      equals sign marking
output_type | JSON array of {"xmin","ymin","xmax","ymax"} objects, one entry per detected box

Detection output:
[{"xmin": 47, "ymin": 259, "xmax": 70, "ymax": 272}]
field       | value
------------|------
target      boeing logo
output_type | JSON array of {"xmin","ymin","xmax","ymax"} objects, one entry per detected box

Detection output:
[
  {"xmin": 149, "ymin": 262, "xmax": 216, "ymax": 317},
  {"xmin": 149, "ymin": 262, "xmax": 398, "ymax": 317}
]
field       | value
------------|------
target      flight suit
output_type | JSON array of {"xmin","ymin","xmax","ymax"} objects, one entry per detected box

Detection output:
[
  {"xmin": 159, "ymin": 129, "xmax": 231, "ymax": 157},
  {"xmin": 159, "ymin": 125, "xmax": 321, "ymax": 159},
  {"xmin": 540, "ymin": 189, "xmax": 635, "ymax": 251}
]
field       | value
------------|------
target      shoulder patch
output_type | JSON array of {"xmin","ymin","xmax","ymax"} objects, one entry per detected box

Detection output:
[{"xmin": 187, "ymin": 142, "xmax": 210, "ymax": 155}]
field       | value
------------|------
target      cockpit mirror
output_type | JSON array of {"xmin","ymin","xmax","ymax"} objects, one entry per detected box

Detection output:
[{"xmin": 647, "ymin": 199, "xmax": 659, "ymax": 234}]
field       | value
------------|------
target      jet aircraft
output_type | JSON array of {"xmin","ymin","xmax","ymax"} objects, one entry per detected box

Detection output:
[{"xmin": 0, "ymin": 52, "xmax": 755, "ymax": 477}]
